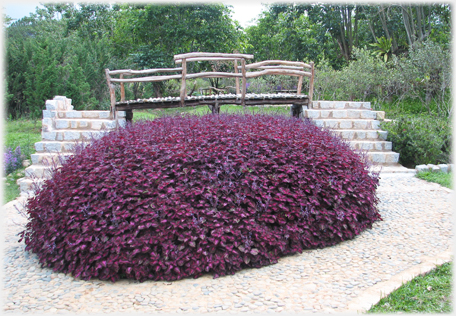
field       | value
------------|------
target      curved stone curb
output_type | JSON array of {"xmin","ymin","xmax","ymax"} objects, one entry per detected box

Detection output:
[
  {"xmin": 371, "ymin": 165, "xmax": 417, "ymax": 174},
  {"xmin": 346, "ymin": 250, "xmax": 453, "ymax": 313}
]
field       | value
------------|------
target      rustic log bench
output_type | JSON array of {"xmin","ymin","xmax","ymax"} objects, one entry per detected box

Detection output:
[{"xmin": 105, "ymin": 52, "xmax": 314, "ymax": 122}]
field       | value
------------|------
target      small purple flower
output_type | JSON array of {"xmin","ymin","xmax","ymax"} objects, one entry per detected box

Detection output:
[{"xmin": 4, "ymin": 146, "xmax": 23, "ymax": 175}]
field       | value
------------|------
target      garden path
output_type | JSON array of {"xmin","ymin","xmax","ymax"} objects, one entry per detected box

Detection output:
[{"xmin": 3, "ymin": 171, "xmax": 452, "ymax": 314}]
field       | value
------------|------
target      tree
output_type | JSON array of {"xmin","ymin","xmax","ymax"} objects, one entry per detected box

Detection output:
[
  {"xmin": 5, "ymin": 3, "xmax": 117, "ymax": 118},
  {"xmin": 305, "ymin": 4, "xmax": 362, "ymax": 63},
  {"xmin": 111, "ymin": 4, "xmax": 245, "ymax": 94},
  {"xmin": 113, "ymin": 4, "xmax": 243, "ymax": 66},
  {"xmin": 360, "ymin": 4, "xmax": 451, "ymax": 54},
  {"xmin": 246, "ymin": 4, "xmax": 341, "ymax": 68}
]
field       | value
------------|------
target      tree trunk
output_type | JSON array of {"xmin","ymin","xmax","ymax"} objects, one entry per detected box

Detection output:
[
  {"xmin": 368, "ymin": 20, "xmax": 377, "ymax": 41},
  {"xmin": 346, "ymin": 7, "xmax": 353, "ymax": 52},
  {"xmin": 338, "ymin": 8, "xmax": 350, "ymax": 61},
  {"xmin": 354, "ymin": 6, "xmax": 359, "ymax": 47},
  {"xmin": 378, "ymin": 5, "xmax": 398, "ymax": 52},
  {"xmin": 416, "ymin": 5, "xmax": 424, "ymax": 41},
  {"xmin": 153, "ymin": 82, "xmax": 163, "ymax": 98},
  {"xmin": 401, "ymin": 6, "xmax": 414, "ymax": 47}
]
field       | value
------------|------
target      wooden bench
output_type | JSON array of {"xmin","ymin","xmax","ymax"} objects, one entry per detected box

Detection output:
[{"xmin": 105, "ymin": 52, "xmax": 315, "ymax": 121}]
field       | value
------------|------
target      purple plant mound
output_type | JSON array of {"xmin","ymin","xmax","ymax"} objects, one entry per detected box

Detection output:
[{"xmin": 19, "ymin": 114, "xmax": 381, "ymax": 282}]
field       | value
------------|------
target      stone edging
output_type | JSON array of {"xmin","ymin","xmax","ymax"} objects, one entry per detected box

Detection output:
[
  {"xmin": 346, "ymin": 250, "xmax": 453, "ymax": 313},
  {"xmin": 416, "ymin": 163, "xmax": 453, "ymax": 173}
]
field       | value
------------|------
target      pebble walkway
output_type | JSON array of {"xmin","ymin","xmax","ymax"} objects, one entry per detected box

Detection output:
[{"xmin": 2, "ymin": 172, "xmax": 453, "ymax": 314}]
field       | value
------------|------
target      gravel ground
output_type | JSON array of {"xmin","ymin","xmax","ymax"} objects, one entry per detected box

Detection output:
[{"xmin": 2, "ymin": 172, "xmax": 453, "ymax": 314}]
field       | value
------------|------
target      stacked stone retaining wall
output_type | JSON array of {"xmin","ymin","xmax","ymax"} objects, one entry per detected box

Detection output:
[{"xmin": 17, "ymin": 96, "xmax": 126, "ymax": 196}]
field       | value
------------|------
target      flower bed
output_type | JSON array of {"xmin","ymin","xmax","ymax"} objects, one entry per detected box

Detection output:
[{"xmin": 19, "ymin": 114, "xmax": 381, "ymax": 282}]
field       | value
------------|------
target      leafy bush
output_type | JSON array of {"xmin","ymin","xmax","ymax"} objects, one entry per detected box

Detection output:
[
  {"xmin": 313, "ymin": 57, "xmax": 340, "ymax": 101},
  {"xmin": 313, "ymin": 47, "xmax": 393, "ymax": 104},
  {"xmin": 3, "ymin": 146, "xmax": 23, "ymax": 175},
  {"xmin": 246, "ymin": 75, "xmax": 301, "ymax": 94},
  {"xmin": 19, "ymin": 114, "xmax": 381, "ymax": 282},
  {"xmin": 338, "ymin": 47, "xmax": 391, "ymax": 102},
  {"xmin": 389, "ymin": 40, "xmax": 452, "ymax": 116},
  {"xmin": 313, "ymin": 41, "xmax": 451, "ymax": 118},
  {"xmin": 381, "ymin": 114, "xmax": 452, "ymax": 168}
]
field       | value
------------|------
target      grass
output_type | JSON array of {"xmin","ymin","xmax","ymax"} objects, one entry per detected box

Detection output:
[
  {"xmin": 4, "ymin": 118, "xmax": 42, "ymax": 157},
  {"xmin": 132, "ymin": 104, "xmax": 291, "ymax": 121},
  {"xmin": 367, "ymin": 262, "xmax": 453, "ymax": 313},
  {"xmin": 4, "ymin": 167, "xmax": 26, "ymax": 203},
  {"xmin": 3, "ymin": 118, "xmax": 42, "ymax": 204},
  {"xmin": 416, "ymin": 171, "xmax": 453, "ymax": 189}
]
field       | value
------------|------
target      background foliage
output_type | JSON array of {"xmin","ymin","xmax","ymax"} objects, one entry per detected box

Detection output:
[
  {"xmin": 3, "ymin": 2, "xmax": 452, "ymax": 167},
  {"xmin": 4, "ymin": 2, "xmax": 451, "ymax": 119}
]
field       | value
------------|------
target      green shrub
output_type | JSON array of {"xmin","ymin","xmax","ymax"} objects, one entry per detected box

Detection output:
[
  {"xmin": 389, "ymin": 40, "xmax": 451, "ymax": 117},
  {"xmin": 312, "ymin": 41, "xmax": 451, "ymax": 118},
  {"xmin": 246, "ymin": 75, "xmax": 303, "ymax": 95},
  {"xmin": 381, "ymin": 114, "xmax": 451, "ymax": 168},
  {"xmin": 313, "ymin": 57, "xmax": 340, "ymax": 101},
  {"xmin": 313, "ymin": 47, "xmax": 395, "ymax": 105},
  {"xmin": 337, "ymin": 47, "xmax": 390, "ymax": 102}
]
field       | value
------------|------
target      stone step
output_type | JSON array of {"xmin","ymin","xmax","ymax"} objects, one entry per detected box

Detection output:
[
  {"xmin": 311, "ymin": 101, "xmax": 372, "ymax": 110},
  {"xmin": 305, "ymin": 109, "xmax": 383, "ymax": 120},
  {"xmin": 313, "ymin": 119, "xmax": 381, "ymax": 130},
  {"xmin": 348, "ymin": 140, "xmax": 393, "ymax": 152},
  {"xmin": 31, "ymin": 153, "xmax": 73, "ymax": 165},
  {"xmin": 44, "ymin": 110, "xmax": 126, "ymax": 119},
  {"xmin": 41, "ymin": 129, "xmax": 111, "ymax": 141},
  {"xmin": 366, "ymin": 151, "xmax": 400, "ymax": 165},
  {"xmin": 50, "ymin": 118, "xmax": 119, "ymax": 130},
  {"xmin": 56, "ymin": 110, "xmax": 111, "ymax": 119},
  {"xmin": 332, "ymin": 129, "xmax": 388, "ymax": 141},
  {"xmin": 24, "ymin": 165, "xmax": 57, "ymax": 179},
  {"xmin": 17, "ymin": 178, "xmax": 46, "ymax": 195},
  {"xmin": 35, "ymin": 141, "xmax": 90, "ymax": 153}
]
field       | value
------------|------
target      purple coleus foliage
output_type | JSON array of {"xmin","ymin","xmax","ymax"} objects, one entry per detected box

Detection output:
[{"xmin": 19, "ymin": 114, "xmax": 381, "ymax": 282}]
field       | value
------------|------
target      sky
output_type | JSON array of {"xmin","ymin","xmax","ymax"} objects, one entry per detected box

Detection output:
[{"xmin": 2, "ymin": 0, "xmax": 268, "ymax": 28}]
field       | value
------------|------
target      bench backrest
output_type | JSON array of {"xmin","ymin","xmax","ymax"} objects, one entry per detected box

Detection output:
[{"xmin": 105, "ymin": 52, "xmax": 314, "ymax": 114}]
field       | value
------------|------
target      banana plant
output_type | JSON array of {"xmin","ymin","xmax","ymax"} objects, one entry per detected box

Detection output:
[{"xmin": 370, "ymin": 36, "xmax": 392, "ymax": 62}]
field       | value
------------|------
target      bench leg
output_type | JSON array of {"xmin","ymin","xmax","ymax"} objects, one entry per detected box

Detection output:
[
  {"xmin": 126, "ymin": 110, "xmax": 133, "ymax": 123},
  {"xmin": 291, "ymin": 104, "xmax": 303, "ymax": 118}
]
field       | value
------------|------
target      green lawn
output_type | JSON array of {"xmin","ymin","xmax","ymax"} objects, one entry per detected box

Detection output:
[
  {"xmin": 367, "ymin": 262, "xmax": 452, "ymax": 313},
  {"xmin": 416, "ymin": 171, "xmax": 453, "ymax": 189},
  {"xmin": 132, "ymin": 104, "xmax": 291, "ymax": 121},
  {"xmin": 4, "ymin": 167, "xmax": 26, "ymax": 203},
  {"xmin": 3, "ymin": 119, "xmax": 42, "ymax": 203},
  {"xmin": 4, "ymin": 118, "xmax": 42, "ymax": 157}
]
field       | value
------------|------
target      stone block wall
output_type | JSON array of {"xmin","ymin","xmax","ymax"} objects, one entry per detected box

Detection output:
[{"xmin": 17, "ymin": 96, "xmax": 126, "ymax": 196}]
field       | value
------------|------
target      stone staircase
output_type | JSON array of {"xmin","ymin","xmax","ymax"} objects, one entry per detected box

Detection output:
[
  {"xmin": 17, "ymin": 96, "xmax": 126, "ymax": 196},
  {"xmin": 17, "ymin": 97, "xmax": 403, "ymax": 197},
  {"xmin": 305, "ymin": 101, "xmax": 400, "ymax": 166}
]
